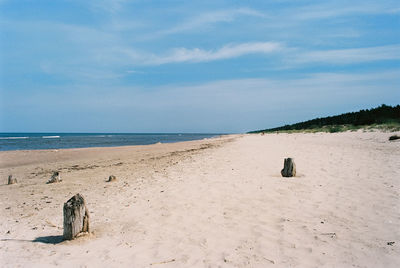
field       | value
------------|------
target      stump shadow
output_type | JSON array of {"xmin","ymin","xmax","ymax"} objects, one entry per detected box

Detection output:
[
  {"xmin": 32, "ymin": 235, "xmax": 64, "ymax": 244},
  {"xmin": 1, "ymin": 235, "xmax": 64, "ymax": 245}
]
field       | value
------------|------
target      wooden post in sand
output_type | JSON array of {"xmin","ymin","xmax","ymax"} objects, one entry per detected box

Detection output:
[
  {"xmin": 63, "ymin": 193, "xmax": 90, "ymax": 240},
  {"xmin": 7, "ymin": 175, "xmax": 17, "ymax": 184},
  {"xmin": 107, "ymin": 175, "xmax": 117, "ymax": 182},
  {"xmin": 47, "ymin": 171, "xmax": 62, "ymax": 184},
  {"xmin": 281, "ymin": 158, "xmax": 296, "ymax": 177}
]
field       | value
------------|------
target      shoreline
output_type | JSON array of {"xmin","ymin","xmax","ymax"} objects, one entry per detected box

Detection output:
[
  {"xmin": 0, "ymin": 133, "xmax": 228, "ymax": 153},
  {"xmin": 0, "ymin": 134, "xmax": 229, "ymax": 152},
  {"xmin": 0, "ymin": 134, "xmax": 237, "ymax": 169}
]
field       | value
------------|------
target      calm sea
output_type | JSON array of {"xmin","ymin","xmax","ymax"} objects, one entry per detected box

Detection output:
[{"xmin": 0, "ymin": 133, "xmax": 222, "ymax": 151}]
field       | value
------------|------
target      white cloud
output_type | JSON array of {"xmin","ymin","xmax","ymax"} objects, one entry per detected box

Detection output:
[
  {"xmin": 136, "ymin": 8, "xmax": 266, "ymax": 40},
  {"xmin": 143, "ymin": 42, "xmax": 283, "ymax": 65},
  {"xmin": 125, "ymin": 70, "xmax": 145, "ymax": 74},
  {"xmin": 294, "ymin": 1, "xmax": 400, "ymax": 20},
  {"xmin": 159, "ymin": 8, "xmax": 265, "ymax": 36},
  {"xmin": 133, "ymin": 43, "xmax": 400, "ymax": 67},
  {"xmin": 292, "ymin": 45, "xmax": 400, "ymax": 65},
  {"xmin": 90, "ymin": 0, "xmax": 128, "ymax": 14}
]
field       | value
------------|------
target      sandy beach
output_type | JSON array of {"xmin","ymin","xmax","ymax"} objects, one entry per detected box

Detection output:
[{"xmin": 0, "ymin": 131, "xmax": 399, "ymax": 267}]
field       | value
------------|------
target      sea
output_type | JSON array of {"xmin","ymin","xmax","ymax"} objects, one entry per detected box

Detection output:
[{"xmin": 0, "ymin": 133, "xmax": 222, "ymax": 151}]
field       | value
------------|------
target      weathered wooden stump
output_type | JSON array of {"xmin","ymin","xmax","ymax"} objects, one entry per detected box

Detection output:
[
  {"xmin": 7, "ymin": 175, "xmax": 17, "ymax": 185},
  {"xmin": 107, "ymin": 175, "xmax": 116, "ymax": 182},
  {"xmin": 47, "ymin": 171, "xmax": 62, "ymax": 184},
  {"xmin": 281, "ymin": 158, "xmax": 296, "ymax": 177},
  {"xmin": 63, "ymin": 193, "xmax": 90, "ymax": 240}
]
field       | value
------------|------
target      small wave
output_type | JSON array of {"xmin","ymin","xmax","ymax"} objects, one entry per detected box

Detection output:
[
  {"xmin": 0, "ymin": 136, "xmax": 29, "ymax": 140},
  {"xmin": 42, "ymin": 136, "xmax": 60, "ymax": 139}
]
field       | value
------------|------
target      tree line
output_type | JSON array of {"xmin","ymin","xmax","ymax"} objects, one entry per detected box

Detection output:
[{"xmin": 249, "ymin": 104, "xmax": 400, "ymax": 133}]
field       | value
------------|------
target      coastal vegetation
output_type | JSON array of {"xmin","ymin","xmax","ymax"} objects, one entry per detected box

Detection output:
[{"xmin": 249, "ymin": 104, "xmax": 400, "ymax": 133}]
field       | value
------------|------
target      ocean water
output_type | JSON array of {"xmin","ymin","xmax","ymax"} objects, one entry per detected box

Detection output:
[{"xmin": 0, "ymin": 133, "xmax": 222, "ymax": 151}]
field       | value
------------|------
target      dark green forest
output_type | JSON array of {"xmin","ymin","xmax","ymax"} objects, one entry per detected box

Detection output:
[{"xmin": 249, "ymin": 104, "xmax": 400, "ymax": 133}]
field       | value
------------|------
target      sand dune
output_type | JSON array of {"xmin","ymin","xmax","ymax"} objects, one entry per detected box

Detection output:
[{"xmin": 0, "ymin": 131, "xmax": 399, "ymax": 267}]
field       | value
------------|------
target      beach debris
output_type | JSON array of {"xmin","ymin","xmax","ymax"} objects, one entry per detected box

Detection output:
[
  {"xmin": 150, "ymin": 259, "xmax": 176, "ymax": 265},
  {"xmin": 389, "ymin": 135, "xmax": 400, "ymax": 141},
  {"xmin": 7, "ymin": 175, "xmax": 17, "ymax": 185},
  {"xmin": 263, "ymin": 257, "xmax": 275, "ymax": 264},
  {"xmin": 321, "ymin": 232, "xmax": 337, "ymax": 238},
  {"xmin": 47, "ymin": 172, "xmax": 62, "ymax": 184},
  {"xmin": 387, "ymin": 241, "xmax": 395, "ymax": 246},
  {"xmin": 281, "ymin": 158, "xmax": 296, "ymax": 177},
  {"xmin": 46, "ymin": 220, "xmax": 61, "ymax": 229},
  {"xmin": 107, "ymin": 175, "xmax": 117, "ymax": 182},
  {"xmin": 63, "ymin": 193, "xmax": 90, "ymax": 240}
]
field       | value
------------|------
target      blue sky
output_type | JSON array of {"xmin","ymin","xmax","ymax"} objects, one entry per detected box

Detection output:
[{"xmin": 1, "ymin": 0, "xmax": 399, "ymax": 133}]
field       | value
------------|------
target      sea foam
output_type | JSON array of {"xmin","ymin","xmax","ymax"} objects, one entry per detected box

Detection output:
[{"xmin": 0, "ymin": 137, "xmax": 29, "ymax": 140}]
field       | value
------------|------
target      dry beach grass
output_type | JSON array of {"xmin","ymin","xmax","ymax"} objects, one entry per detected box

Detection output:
[{"xmin": 0, "ymin": 131, "xmax": 399, "ymax": 267}]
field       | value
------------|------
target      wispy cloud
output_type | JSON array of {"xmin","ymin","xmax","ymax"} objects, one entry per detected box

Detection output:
[
  {"xmin": 292, "ymin": 45, "xmax": 400, "ymax": 65},
  {"xmin": 89, "ymin": 0, "xmax": 128, "ymax": 14},
  {"xmin": 137, "ymin": 43, "xmax": 400, "ymax": 67},
  {"xmin": 125, "ymin": 70, "xmax": 145, "ymax": 74},
  {"xmin": 140, "ymin": 8, "xmax": 265, "ymax": 40},
  {"xmin": 294, "ymin": 1, "xmax": 400, "ymax": 20},
  {"xmin": 161, "ymin": 8, "xmax": 264, "ymax": 35},
  {"xmin": 143, "ymin": 42, "xmax": 283, "ymax": 65}
]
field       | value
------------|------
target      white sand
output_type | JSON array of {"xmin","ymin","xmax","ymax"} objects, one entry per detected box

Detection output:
[{"xmin": 0, "ymin": 131, "xmax": 399, "ymax": 267}]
